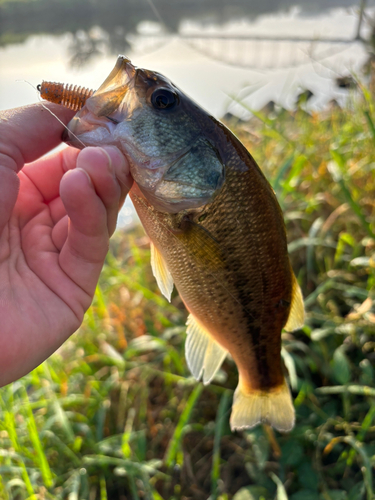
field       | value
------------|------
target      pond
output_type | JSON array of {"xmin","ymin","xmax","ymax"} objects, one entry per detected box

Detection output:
[{"xmin": 0, "ymin": 0, "xmax": 373, "ymax": 227}]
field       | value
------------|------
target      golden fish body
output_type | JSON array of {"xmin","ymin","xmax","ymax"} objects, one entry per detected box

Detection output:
[{"xmin": 64, "ymin": 56, "xmax": 304, "ymax": 432}]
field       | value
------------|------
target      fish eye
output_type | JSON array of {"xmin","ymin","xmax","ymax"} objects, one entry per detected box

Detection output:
[{"xmin": 151, "ymin": 88, "xmax": 178, "ymax": 110}]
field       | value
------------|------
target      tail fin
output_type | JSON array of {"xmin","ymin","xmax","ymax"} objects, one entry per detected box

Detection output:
[{"xmin": 230, "ymin": 378, "xmax": 295, "ymax": 433}]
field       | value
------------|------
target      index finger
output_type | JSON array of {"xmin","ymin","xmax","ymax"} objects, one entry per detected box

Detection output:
[{"xmin": 0, "ymin": 102, "xmax": 76, "ymax": 173}]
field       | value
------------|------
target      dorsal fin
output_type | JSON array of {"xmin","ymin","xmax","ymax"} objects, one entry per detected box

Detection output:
[
  {"xmin": 284, "ymin": 273, "xmax": 305, "ymax": 332},
  {"xmin": 150, "ymin": 242, "xmax": 174, "ymax": 302},
  {"xmin": 185, "ymin": 314, "xmax": 227, "ymax": 384}
]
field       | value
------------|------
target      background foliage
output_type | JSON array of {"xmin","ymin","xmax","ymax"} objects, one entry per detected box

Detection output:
[{"xmin": 0, "ymin": 89, "xmax": 375, "ymax": 500}]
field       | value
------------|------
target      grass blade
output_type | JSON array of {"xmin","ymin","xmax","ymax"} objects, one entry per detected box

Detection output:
[
  {"xmin": 165, "ymin": 384, "xmax": 203, "ymax": 467},
  {"xmin": 0, "ymin": 393, "xmax": 36, "ymax": 498},
  {"xmin": 270, "ymin": 472, "xmax": 289, "ymax": 500},
  {"xmin": 100, "ymin": 474, "xmax": 108, "ymax": 500},
  {"xmin": 20, "ymin": 387, "xmax": 54, "ymax": 488},
  {"xmin": 364, "ymin": 109, "xmax": 375, "ymax": 142},
  {"xmin": 211, "ymin": 390, "xmax": 231, "ymax": 499}
]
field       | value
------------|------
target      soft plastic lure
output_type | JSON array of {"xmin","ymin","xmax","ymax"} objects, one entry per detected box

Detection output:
[{"xmin": 38, "ymin": 81, "xmax": 94, "ymax": 111}]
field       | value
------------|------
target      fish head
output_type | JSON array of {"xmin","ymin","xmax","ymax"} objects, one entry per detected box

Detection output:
[{"xmin": 65, "ymin": 56, "xmax": 225, "ymax": 213}]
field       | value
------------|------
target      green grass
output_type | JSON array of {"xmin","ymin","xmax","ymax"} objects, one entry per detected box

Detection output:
[{"xmin": 1, "ymin": 90, "xmax": 375, "ymax": 500}]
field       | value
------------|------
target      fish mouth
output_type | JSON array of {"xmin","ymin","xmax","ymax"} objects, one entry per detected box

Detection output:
[
  {"xmin": 64, "ymin": 55, "xmax": 176, "ymax": 148},
  {"xmin": 63, "ymin": 111, "xmax": 117, "ymax": 148},
  {"xmin": 64, "ymin": 55, "xmax": 138, "ymax": 147},
  {"xmin": 84, "ymin": 56, "xmax": 137, "ymax": 117}
]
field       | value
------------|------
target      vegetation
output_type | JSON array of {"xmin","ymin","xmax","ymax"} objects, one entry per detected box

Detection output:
[{"xmin": 0, "ymin": 89, "xmax": 375, "ymax": 500}]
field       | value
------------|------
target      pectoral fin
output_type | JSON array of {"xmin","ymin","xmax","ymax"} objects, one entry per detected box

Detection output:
[
  {"xmin": 284, "ymin": 273, "xmax": 305, "ymax": 332},
  {"xmin": 150, "ymin": 242, "xmax": 174, "ymax": 302},
  {"xmin": 185, "ymin": 314, "xmax": 227, "ymax": 384},
  {"xmin": 175, "ymin": 218, "xmax": 225, "ymax": 271}
]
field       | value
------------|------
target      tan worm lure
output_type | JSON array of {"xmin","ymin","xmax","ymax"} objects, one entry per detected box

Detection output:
[{"xmin": 38, "ymin": 81, "xmax": 94, "ymax": 111}]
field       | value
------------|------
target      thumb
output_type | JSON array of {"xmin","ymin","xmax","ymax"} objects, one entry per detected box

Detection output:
[{"xmin": 0, "ymin": 103, "xmax": 75, "ymax": 234}]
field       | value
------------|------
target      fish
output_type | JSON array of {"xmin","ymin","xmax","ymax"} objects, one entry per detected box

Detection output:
[{"xmin": 62, "ymin": 55, "xmax": 305, "ymax": 432}]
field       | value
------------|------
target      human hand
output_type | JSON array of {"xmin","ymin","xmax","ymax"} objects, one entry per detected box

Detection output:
[{"xmin": 0, "ymin": 103, "xmax": 132, "ymax": 386}]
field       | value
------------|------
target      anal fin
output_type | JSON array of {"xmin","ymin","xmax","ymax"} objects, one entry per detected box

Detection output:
[
  {"xmin": 284, "ymin": 272, "xmax": 305, "ymax": 332},
  {"xmin": 230, "ymin": 378, "xmax": 295, "ymax": 433},
  {"xmin": 186, "ymin": 314, "xmax": 227, "ymax": 384},
  {"xmin": 150, "ymin": 242, "xmax": 174, "ymax": 302}
]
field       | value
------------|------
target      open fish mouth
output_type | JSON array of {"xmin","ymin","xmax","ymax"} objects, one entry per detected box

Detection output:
[
  {"xmin": 64, "ymin": 55, "xmax": 179, "ymax": 148},
  {"xmin": 63, "ymin": 56, "xmax": 138, "ymax": 147}
]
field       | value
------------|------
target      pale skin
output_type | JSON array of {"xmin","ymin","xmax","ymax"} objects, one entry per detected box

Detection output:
[{"xmin": 0, "ymin": 103, "xmax": 132, "ymax": 386}]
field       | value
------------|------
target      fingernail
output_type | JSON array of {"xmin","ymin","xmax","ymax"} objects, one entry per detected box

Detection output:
[
  {"xmin": 75, "ymin": 167, "xmax": 93, "ymax": 186},
  {"xmin": 77, "ymin": 146, "xmax": 113, "ymax": 176},
  {"xmin": 98, "ymin": 147, "xmax": 114, "ymax": 175},
  {"xmin": 101, "ymin": 146, "xmax": 129, "ymax": 176}
]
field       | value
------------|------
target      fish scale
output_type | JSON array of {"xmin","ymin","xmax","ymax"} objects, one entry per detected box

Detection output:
[{"xmin": 61, "ymin": 56, "xmax": 305, "ymax": 432}]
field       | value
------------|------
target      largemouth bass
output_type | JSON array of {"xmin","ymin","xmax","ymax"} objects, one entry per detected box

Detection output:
[{"xmin": 63, "ymin": 56, "xmax": 305, "ymax": 432}]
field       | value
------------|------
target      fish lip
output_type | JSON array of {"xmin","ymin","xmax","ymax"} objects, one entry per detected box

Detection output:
[
  {"xmin": 83, "ymin": 56, "xmax": 138, "ymax": 118},
  {"xmin": 121, "ymin": 56, "xmax": 137, "ymax": 80},
  {"xmin": 64, "ymin": 113, "xmax": 117, "ymax": 148}
]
